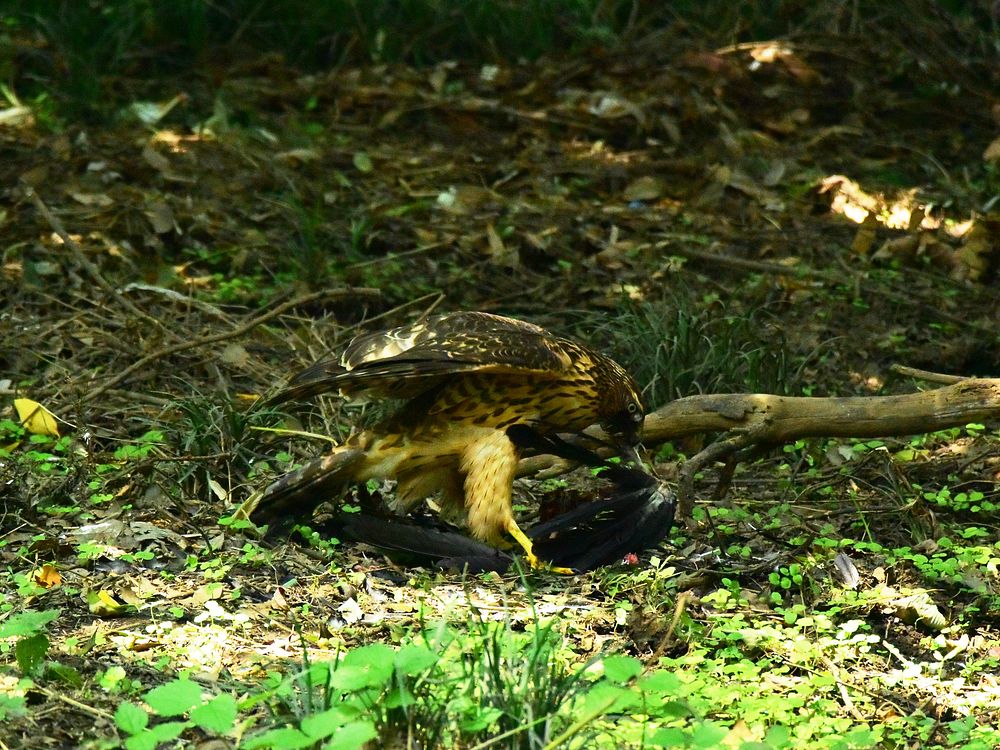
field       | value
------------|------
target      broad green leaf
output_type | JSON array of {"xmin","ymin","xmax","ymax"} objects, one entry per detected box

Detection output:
[
  {"xmin": 124, "ymin": 721, "xmax": 189, "ymax": 750},
  {"xmin": 394, "ymin": 644, "xmax": 437, "ymax": 675},
  {"xmin": 638, "ymin": 670, "xmax": 683, "ymax": 695},
  {"xmin": 148, "ymin": 721, "xmax": 190, "ymax": 742},
  {"xmin": 325, "ymin": 720, "xmax": 378, "ymax": 750},
  {"xmin": 602, "ymin": 654, "xmax": 642, "ymax": 682},
  {"xmin": 0, "ymin": 693, "xmax": 28, "ymax": 721},
  {"xmin": 144, "ymin": 679, "xmax": 202, "ymax": 716},
  {"xmin": 301, "ymin": 707, "xmax": 353, "ymax": 739},
  {"xmin": 14, "ymin": 633, "xmax": 48, "ymax": 677},
  {"xmin": 649, "ymin": 726, "xmax": 687, "ymax": 747},
  {"xmin": 384, "ymin": 684, "xmax": 414, "ymax": 710},
  {"xmin": 0, "ymin": 609, "xmax": 60, "ymax": 638},
  {"xmin": 190, "ymin": 693, "xmax": 238, "ymax": 733},
  {"xmin": 115, "ymin": 702, "xmax": 149, "ymax": 734},
  {"xmin": 460, "ymin": 707, "xmax": 503, "ymax": 733},
  {"xmin": 46, "ymin": 661, "xmax": 84, "ymax": 688},
  {"xmin": 124, "ymin": 732, "xmax": 157, "ymax": 750},
  {"xmin": 243, "ymin": 726, "xmax": 314, "ymax": 750},
  {"xmin": 578, "ymin": 683, "xmax": 636, "ymax": 715},
  {"xmin": 341, "ymin": 643, "xmax": 394, "ymax": 669},
  {"xmin": 765, "ymin": 724, "xmax": 792, "ymax": 748},
  {"xmin": 691, "ymin": 721, "xmax": 729, "ymax": 748},
  {"xmin": 333, "ymin": 645, "xmax": 394, "ymax": 690}
]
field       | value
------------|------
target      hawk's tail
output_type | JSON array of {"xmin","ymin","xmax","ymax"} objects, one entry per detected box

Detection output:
[{"xmin": 249, "ymin": 447, "xmax": 364, "ymax": 535}]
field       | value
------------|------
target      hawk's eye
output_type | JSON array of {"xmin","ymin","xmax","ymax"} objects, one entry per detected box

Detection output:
[{"xmin": 627, "ymin": 402, "xmax": 638, "ymax": 414}]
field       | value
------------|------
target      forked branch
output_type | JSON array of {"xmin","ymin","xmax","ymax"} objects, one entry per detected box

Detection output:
[{"xmin": 521, "ymin": 378, "xmax": 1000, "ymax": 518}]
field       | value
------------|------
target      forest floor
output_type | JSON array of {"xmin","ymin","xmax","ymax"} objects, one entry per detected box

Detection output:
[{"xmin": 3, "ymin": 32, "xmax": 1000, "ymax": 750}]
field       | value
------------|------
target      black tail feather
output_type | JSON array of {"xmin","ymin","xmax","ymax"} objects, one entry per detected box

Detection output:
[
  {"xmin": 508, "ymin": 424, "xmax": 676, "ymax": 569},
  {"xmin": 339, "ymin": 513, "xmax": 505, "ymax": 560},
  {"xmin": 324, "ymin": 512, "xmax": 514, "ymax": 573}
]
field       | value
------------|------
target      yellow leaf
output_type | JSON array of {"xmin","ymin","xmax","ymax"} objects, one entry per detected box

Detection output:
[
  {"xmin": 13, "ymin": 398, "xmax": 60, "ymax": 437},
  {"xmin": 87, "ymin": 590, "xmax": 130, "ymax": 617},
  {"xmin": 33, "ymin": 564, "xmax": 62, "ymax": 589},
  {"xmin": 850, "ymin": 213, "xmax": 878, "ymax": 255}
]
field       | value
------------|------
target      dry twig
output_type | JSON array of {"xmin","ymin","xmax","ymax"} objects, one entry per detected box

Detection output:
[
  {"xmin": 22, "ymin": 186, "xmax": 183, "ymax": 342},
  {"xmin": 83, "ymin": 288, "xmax": 380, "ymax": 402}
]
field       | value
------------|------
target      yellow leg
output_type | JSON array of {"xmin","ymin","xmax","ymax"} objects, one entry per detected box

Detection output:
[
  {"xmin": 460, "ymin": 431, "xmax": 575, "ymax": 574},
  {"xmin": 505, "ymin": 519, "xmax": 575, "ymax": 575}
]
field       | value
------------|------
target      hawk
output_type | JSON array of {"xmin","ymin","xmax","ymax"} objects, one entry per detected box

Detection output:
[{"xmin": 250, "ymin": 311, "xmax": 646, "ymax": 570}]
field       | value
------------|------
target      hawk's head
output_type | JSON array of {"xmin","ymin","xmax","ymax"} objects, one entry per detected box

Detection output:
[{"xmin": 596, "ymin": 361, "xmax": 645, "ymax": 455}]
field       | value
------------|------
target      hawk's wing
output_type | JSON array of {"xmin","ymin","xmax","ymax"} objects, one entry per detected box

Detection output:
[
  {"xmin": 267, "ymin": 312, "xmax": 576, "ymax": 404},
  {"xmin": 342, "ymin": 311, "xmax": 549, "ymax": 367}
]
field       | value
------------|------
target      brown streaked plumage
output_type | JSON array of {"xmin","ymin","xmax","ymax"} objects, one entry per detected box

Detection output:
[{"xmin": 252, "ymin": 311, "xmax": 645, "ymax": 570}]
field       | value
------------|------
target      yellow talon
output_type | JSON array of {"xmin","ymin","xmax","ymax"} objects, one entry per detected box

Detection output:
[{"xmin": 505, "ymin": 520, "xmax": 575, "ymax": 575}]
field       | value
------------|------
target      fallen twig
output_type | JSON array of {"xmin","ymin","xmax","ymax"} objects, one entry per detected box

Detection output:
[{"xmin": 890, "ymin": 364, "xmax": 966, "ymax": 385}]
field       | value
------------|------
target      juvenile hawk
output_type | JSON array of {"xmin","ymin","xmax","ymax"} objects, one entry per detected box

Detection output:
[{"xmin": 251, "ymin": 311, "xmax": 645, "ymax": 570}]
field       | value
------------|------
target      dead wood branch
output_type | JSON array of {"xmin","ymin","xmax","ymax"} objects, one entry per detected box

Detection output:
[
  {"xmin": 516, "ymin": 379, "xmax": 1000, "ymax": 518},
  {"xmin": 644, "ymin": 379, "xmax": 1000, "ymax": 443},
  {"xmin": 889, "ymin": 364, "xmax": 966, "ymax": 385},
  {"xmin": 653, "ymin": 379, "xmax": 1000, "ymax": 517}
]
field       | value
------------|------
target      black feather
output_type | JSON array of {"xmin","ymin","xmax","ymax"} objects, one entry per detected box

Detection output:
[
  {"xmin": 324, "ymin": 512, "xmax": 514, "ymax": 573},
  {"xmin": 507, "ymin": 425, "xmax": 676, "ymax": 569},
  {"xmin": 532, "ymin": 480, "xmax": 676, "ymax": 570}
]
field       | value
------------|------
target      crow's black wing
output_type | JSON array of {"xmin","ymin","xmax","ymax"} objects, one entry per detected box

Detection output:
[
  {"xmin": 507, "ymin": 425, "xmax": 676, "ymax": 570},
  {"xmin": 531, "ymin": 478, "xmax": 676, "ymax": 570}
]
